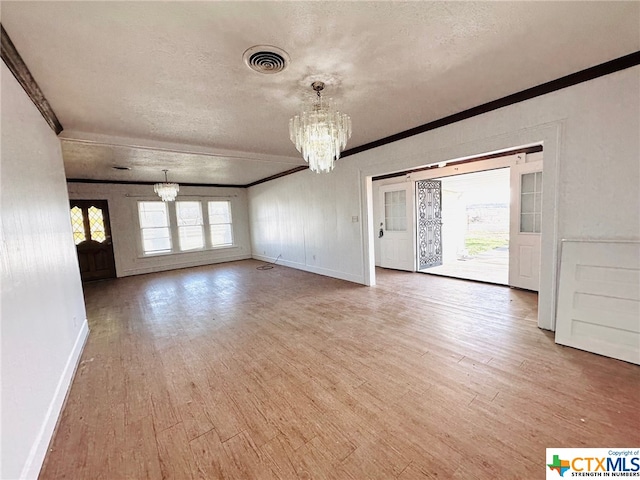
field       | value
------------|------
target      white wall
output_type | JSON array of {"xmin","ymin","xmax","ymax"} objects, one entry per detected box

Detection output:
[
  {"xmin": 249, "ymin": 168, "xmax": 364, "ymax": 283},
  {"xmin": 248, "ymin": 66, "xmax": 640, "ymax": 331},
  {"xmin": 67, "ymin": 182, "xmax": 252, "ymax": 277},
  {"xmin": 1, "ymin": 63, "xmax": 89, "ymax": 479}
]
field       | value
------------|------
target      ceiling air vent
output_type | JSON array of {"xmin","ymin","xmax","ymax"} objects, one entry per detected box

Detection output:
[{"xmin": 243, "ymin": 45, "xmax": 290, "ymax": 74}]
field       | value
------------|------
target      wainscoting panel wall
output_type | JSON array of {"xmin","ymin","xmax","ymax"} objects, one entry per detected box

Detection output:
[{"xmin": 555, "ymin": 240, "xmax": 640, "ymax": 365}]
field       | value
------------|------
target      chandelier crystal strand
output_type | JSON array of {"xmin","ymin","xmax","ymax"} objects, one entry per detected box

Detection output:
[
  {"xmin": 289, "ymin": 82, "xmax": 351, "ymax": 173},
  {"xmin": 154, "ymin": 183, "xmax": 179, "ymax": 201},
  {"xmin": 154, "ymin": 169, "xmax": 179, "ymax": 202}
]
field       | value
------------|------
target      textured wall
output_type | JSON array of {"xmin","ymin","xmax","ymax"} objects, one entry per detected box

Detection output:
[
  {"xmin": 249, "ymin": 163, "xmax": 364, "ymax": 283},
  {"xmin": 1, "ymin": 63, "xmax": 88, "ymax": 479}
]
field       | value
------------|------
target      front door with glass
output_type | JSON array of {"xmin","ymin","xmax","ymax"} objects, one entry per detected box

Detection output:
[
  {"xmin": 379, "ymin": 183, "xmax": 415, "ymax": 271},
  {"xmin": 509, "ymin": 162, "xmax": 543, "ymax": 291},
  {"xmin": 69, "ymin": 200, "xmax": 116, "ymax": 282}
]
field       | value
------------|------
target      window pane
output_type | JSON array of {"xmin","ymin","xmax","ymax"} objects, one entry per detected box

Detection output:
[
  {"xmin": 179, "ymin": 226, "xmax": 204, "ymax": 251},
  {"xmin": 208, "ymin": 201, "xmax": 231, "ymax": 224},
  {"xmin": 393, "ymin": 204, "xmax": 403, "ymax": 217},
  {"xmin": 210, "ymin": 224, "xmax": 233, "ymax": 246},
  {"xmin": 142, "ymin": 227, "xmax": 171, "ymax": 254},
  {"xmin": 521, "ymin": 213, "xmax": 534, "ymax": 233},
  {"xmin": 88, "ymin": 205, "xmax": 106, "ymax": 243},
  {"xmin": 139, "ymin": 202, "xmax": 168, "ymax": 228},
  {"xmin": 70, "ymin": 206, "xmax": 86, "ymax": 245},
  {"xmin": 521, "ymin": 173, "xmax": 535, "ymax": 193},
  {"xmin": 387, "ymin": 218, "xmax": 395, "ymax": 231},
  {"xmin": 384, "ymin": 189, "xmax": 406, "ymax": 231},
  {"xmin": 535, "ymin": 172, "xmax": 543, "ymax": 191},
  {"xmin": 521, "ymin": 193, "xmax": 534, "ymax": 214},
  {"xmin": 177, "ymin": 201, "xmax": 203, "ymax": 226}
]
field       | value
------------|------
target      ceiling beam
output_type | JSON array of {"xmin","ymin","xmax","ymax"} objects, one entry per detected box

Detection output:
[{"xmin": 1, "ymin": 23, "xmax": 63, "ymax": 134}]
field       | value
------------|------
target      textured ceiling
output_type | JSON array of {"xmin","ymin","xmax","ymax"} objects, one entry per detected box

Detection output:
[{"xmin": 2, "ymin": 1, "xmax": 639, "ymax": 185}]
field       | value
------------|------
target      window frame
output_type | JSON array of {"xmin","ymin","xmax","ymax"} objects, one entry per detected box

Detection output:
[
  {"xmin": 138, "ymin": 201, "xmax": 173, "ymax": 255},
  {"xmin": 176, "ymin": 200, "xmax": 205, "ymax": 252},
  {"xmin": 136, "ymin": 198, "xmax": 236, "ymax": 257},
  {"xmin": 207, "ymin": 200, "xmax": 234, "ymax": 248}
]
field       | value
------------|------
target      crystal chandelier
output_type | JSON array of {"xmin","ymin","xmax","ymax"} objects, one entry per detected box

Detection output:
[
  {"xmin": 289, "ymin": 81, "xmax": 352, "ymax": 173},
  {"xmin": 154, "ymin": 169, "xmax": 179, "ymax": 202}
]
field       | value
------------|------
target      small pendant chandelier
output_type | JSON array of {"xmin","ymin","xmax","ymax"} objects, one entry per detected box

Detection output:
[
  {"xmin": 289, "ymin": 81, "xmax": 352, "ymax": 173},
  {"xmin": 154, "ymin": 169, "xmax": 179, "ymax": 202}
]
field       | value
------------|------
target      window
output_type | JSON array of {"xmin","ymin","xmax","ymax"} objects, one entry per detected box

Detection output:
[
  {"xmin": 70, "ymin": 206, "xmax": 86, "ymax": 245},
  {"xmin": 137, "ymin": 199, "xmax": 234, "ymax": 255},
  {"xmin": 208, "ymin": 201, "xmax": 233, "ymax": 246},
  {"xmin": 138, "ymin": 202, "xmax": 171, "ymax": 254},
  {"xmin": 87, "ymin": 205, "xmax": 107, "ymax": 243},
  {"xmin": 176, "ymin": 201, "xmax": 204, "ymax": 251},
  {"xmin": 70, "ymin": 204, "xmax": 109, "ymax": 245},
  {"xmin": 384, "ymin": 190, "xmax": 407, "ymax": 231},
  {"xmin": 520, "ymin": 172, "xmax": 542, "ymax": 233}
]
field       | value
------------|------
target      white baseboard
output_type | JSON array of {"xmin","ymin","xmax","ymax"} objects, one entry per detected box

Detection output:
[
  {"xmin": 252, "ymin": 254, "xmax": 365, "ymax": 285},
  {"xmin": 20, "ymin": 319, "xmax": 89, "ymax": 480}
]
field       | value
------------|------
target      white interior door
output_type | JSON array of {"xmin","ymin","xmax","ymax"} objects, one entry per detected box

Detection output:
[
  {"xmin": 379, "ymin": 183, "xmax": 415, "ymax": 271},
  {"xmin": 509, "ymin": 161, "xmax": 543, "ymax": 291}
]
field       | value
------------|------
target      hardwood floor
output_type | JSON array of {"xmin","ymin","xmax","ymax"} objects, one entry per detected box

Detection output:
[{"xmin": 40, "ymin": 260, "xmax": 640, "ymax": 479}]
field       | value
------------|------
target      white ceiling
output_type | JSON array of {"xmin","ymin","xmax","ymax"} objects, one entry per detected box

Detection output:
[{"xmin": 2, "ymin": 1, "xmax": 639, "ymax": 185}]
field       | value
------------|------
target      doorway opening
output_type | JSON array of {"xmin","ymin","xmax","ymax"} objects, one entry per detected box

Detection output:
[
  {"xmin": 420, "ymin": 168, "xmax": 510, "ymax": 285},
  {"xmin": 373, "ymin": 149, "xmax": 543, "ymax": 293}
]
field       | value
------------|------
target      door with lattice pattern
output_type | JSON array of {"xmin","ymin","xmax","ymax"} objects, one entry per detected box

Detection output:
[
  {"xmin": 69, "ymin": 200, "xmax": 116, "ymax": 281},
  {"xmin": 416, "ymin": 179, "xmax": 443, "ymax": 269}
]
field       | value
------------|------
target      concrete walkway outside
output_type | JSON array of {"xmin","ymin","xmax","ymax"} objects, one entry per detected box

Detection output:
[{"xmin": 420, "ymin": 247, "xmax": 509, "ymax": 285}]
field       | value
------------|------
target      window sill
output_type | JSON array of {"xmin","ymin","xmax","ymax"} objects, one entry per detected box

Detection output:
[{"xmin": 139, "ymin": 244, "xmax": 238, "ymax": 259}]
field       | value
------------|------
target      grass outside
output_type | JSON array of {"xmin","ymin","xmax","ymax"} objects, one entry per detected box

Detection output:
[{"xmin": 465, "ymin": 232, "xmax": 509, "ymax": 256}]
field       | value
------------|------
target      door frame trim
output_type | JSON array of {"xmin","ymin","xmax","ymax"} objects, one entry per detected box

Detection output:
[{"xmin": 360, "ymin": 121, "xmax": 561, "ymax": 331}]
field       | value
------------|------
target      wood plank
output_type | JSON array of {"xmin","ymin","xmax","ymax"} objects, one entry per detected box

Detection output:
[
  {"xmin": 189, "ymin": 428, "xmax": 225, "ymax": 480},
  {"xmin": 156, "ymin": 422, "xmax": 200, "ymax": 480},
  {"xmin": 124, "ymin": 415, "xmax": 162, "ymax": 479},
  {"xmin": 38, "ymin": 260, "xmax": 640, "ymax": 479}
]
